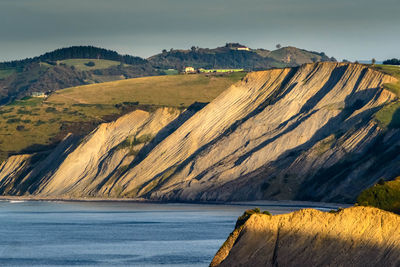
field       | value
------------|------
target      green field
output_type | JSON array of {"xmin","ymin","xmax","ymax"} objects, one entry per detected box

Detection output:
[
  {"xmin": 373, "ymin": 65, "xmax": 400, "ymax": 128},
  {"xmin": 373, "ymin": 64, "xmax": 400, "ymax": 96},
  {"xmin": 161, "ymin": 69, "xmax": 179, "ymax": 75},
  {"xmin": 0, "ymin": 72, "xmax": 246, "ymax": 162},
  {"xmin": 199, "ymin": 69, "xmax": 244, "ymax": 73},
  {"xmin": 58, "ymin": 59, "xmax": 124, "ymax": 70},
  {"xmin": 48, "ymin": 72, "xmax": 245, "ymax": 107}
]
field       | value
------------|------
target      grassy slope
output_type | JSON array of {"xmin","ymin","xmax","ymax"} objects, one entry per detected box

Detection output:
[
  {"xmin": 58, "ymin": 59, "xmax": 123, "ymax": 71},
  {"xmin": 0, "ymin": 72, "xmax": 245, "ymax": 162},
  {"xmin": 372, "ymin": 65, "xmax": 400, "ymax": 128},
  {"xmin": 357, "ymin": 177, "xmax": 400, "ymax": 214},
  {"xmin": 48, "ymin": 72, "xmax": 245, "ymax": 107}
]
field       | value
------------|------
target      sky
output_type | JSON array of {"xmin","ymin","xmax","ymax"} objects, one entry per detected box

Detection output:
[{"xmin": 0, "ymin": 0, "xmax": 399, "ymax": 62}]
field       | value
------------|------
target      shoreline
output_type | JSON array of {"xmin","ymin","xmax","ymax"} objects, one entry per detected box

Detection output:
[{"xmin": 0, "ymin": 195, "xmax": 351, "ymax": 209}]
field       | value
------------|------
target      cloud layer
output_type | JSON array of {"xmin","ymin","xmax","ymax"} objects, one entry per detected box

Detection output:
[{"xmin": 0, "ymin": 0, "xmax": 399, "ymax": 61}]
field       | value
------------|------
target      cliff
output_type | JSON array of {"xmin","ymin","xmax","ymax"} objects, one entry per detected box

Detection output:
[
  {"xmin": 211, "ymin": 207, "xmax": 400, "ymax": 267},
  {"xmin": 0, "ymin": 62, "xmax": 399, "ymax": 202}
]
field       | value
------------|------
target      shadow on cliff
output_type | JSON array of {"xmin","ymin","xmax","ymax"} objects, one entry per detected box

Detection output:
[
  {"xmin": 133, "ymin": 66, "xmax": 302, "ymax": 197},
  {"xmin": 193, "ymin": 77, "xmax": 388, "ymax": 202},
  {"xmin": 388, "ymin": 107, "xmax": 400, "ymax": 128},
  {"xmin": 137, "ymin": 65, "xmax": 381, "ymax": 201},
  {"xmin": 0, "ymin": 134, "xmax": 81, "ymax": 195},
  {"xmin": 215, "ymin": 226, "xmax": 400, "ymax": 267},
  {"xmin": 254, "ymin": 85, "xmax": 390, "ymax": 203},
  {"xmin": 94, "ymin": 102, "xmax": 209, "ymax": 193}
]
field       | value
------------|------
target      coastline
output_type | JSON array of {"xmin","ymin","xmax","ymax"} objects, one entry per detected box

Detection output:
[
  {"xmin": 0, "ymin": 195, "xmax": 351, "ymax": 210},
  {"xmin": 0, "ymin": 195, "xmax": 149, "ymax": 203}
]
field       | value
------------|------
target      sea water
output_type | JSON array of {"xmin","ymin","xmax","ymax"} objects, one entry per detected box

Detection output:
[{"xmin": 0, "ymin": 201, "xmax": 342, "ymax": 266}]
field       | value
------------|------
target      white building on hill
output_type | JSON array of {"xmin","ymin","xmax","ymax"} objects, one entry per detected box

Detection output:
[
  {"xmin": 184, "ymin": 66, "xmax": 196, "ymax": 73},
  {"xmin": 236, "ymin": 46, "xmax": 250, "ymax": 51}
]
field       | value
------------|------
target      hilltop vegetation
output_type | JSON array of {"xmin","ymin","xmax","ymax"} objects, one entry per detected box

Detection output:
[
  {"xmin": 383, "ymin": 58, "xmax": 400, "ymax": 65},
  {"xmin": 0, "ymin": 46, "xmax": 145, "ymax": 69},
  {"xmin": 0, "ymin": 72, "xmax": 245, "ymax": 162},
  {"xmin": 149, "ymin": 43, "xmax": 334, "ymax": 70},
  {"xmin": 372, "ymin": 64, "xmax": 400, "ymax": 96},
  {"xmin": 0, "ymin": 44, "xmax": 335, "ymax": 104},
  {"xmin": 357, "ymin": 177, "xmax": 400, "ymax": 214},
  {"xmin": 0, "ymin": 46, "xmax": 156, "ymax": 104}
]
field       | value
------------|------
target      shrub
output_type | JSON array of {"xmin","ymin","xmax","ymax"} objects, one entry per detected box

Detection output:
[
  {"xmin": 235, "ymin": 207, "xmax": 270, "ymax": 228},
  {"xmin": 0, "ymin": 108, "xmax": 13, "ymax": 114},
  {"xmin": 34, "ymin": 120, "xmax": 45, "ymax": 126},
  {"xmin": 6, "ymin": 118, "xmax": 21, "ymax": 124},
  {"xmin": 84, "ymin": 61, "xmax": 96, "ymax": 67},
  {"xmin": 262, "ymin": 210, "xmax": 271, "ymax": 215},
  {"xmin": 45, "ymin": 107, "xmax": 57, "ymax": 113},
  {"xmin": 48, "ymin": 118, "xmax": 60, "ymax": 123},
  {"xmin": 357, "ymin": 177, "xmax": 400, "ymax": 214},
  {"xmin": 132, "ymin": 134, "xmax": 153, "ymax": 145},
  {"xmin": 17, "ymin": 109, "xmax": 31, "ymax": 115},
  {"xmin": 16, "ymin": 125, "xmax": 25, "ymax": 131}
]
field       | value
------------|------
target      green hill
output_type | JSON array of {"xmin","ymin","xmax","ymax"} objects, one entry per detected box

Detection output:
[
  {"xmin": 0, "ymin": 44, "xmax": 335, "ymax": 106},
  {"xmin": 148, "ymin": 43, "xmax": 335, "ymax": 71},
  {"xmin": 0, "ymin": 46, "xmax": 146, "ymax": 69},
  {"xmin": 358, "ymin": 177, "xmax": 400, "ymax": 214}
]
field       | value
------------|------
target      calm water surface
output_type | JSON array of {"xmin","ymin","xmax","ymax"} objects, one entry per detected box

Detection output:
[{"xmin": 0, "ymin": 201, "xmax": 342, "ymax": 266}]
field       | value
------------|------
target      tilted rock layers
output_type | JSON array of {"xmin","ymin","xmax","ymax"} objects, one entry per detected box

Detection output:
[
  {"xmin": 211, "ymin": 207, "xmax": 400, "ymax": 267},
  {"xmin": 0, "ymin": 62, "xmax": 398, "ymax": 202}
]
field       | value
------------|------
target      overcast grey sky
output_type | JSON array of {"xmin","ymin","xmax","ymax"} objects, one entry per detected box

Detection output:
[{"xmin": 0, "ymin": 0, "xmax": 399, "ymax": 61}]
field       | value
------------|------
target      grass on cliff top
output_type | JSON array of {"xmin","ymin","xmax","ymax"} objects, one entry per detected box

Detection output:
[
  {"xmin": 0, "ymin": 72, "xmax": 245, "ymax": 162},
  {"xmin": 372, "ymin": 64, "xmax": 400, "ymax": 96},
  {"xmin": 372, "ymin": 65, "xmax": 400, "ymax": 128},
  {"xmin": 235, "ymin": 208, "xmax": 271, "ymax": 229},
  {"xmin": 357, "ymin": 177, "xmax": 400, "ymax": 214}
]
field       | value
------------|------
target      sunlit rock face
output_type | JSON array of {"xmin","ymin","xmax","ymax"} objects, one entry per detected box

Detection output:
[
  {"xmin": 0, "ymin": 62, "xmax": 399, "ymax": 202},
  {"xmin": 211, "ymin": 207, "xmax": 400, "ymax": 267}
]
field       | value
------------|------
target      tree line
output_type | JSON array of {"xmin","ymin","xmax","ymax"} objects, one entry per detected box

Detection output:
[{"xmin": 383, "ymin": 58, "xmax": 400, "ymax": 65}]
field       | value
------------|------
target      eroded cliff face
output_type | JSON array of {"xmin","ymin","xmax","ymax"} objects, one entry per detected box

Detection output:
[
  {"xmin": 0, "ymin": 62, "xmax": 399, "ymax": 201},
  {"xmin": 210, "ymin": 207, "xmax": 400, "ymax": 267},
  {"xmin": 0, "ymin": 107, "xmax": 197, "ymax": 197}
]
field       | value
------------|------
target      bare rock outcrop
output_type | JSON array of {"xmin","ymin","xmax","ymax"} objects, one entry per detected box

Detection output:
[
  {"xmin": 211, "ymin": 207, "xmax": 400, "ymax": 267},
  {"xmin": 111, "ymin": 62, "xmax": 398, "ymax": 202},
  {"xmin": 0, "ymin": 62, "xmax": 399, "ymax": 202}
]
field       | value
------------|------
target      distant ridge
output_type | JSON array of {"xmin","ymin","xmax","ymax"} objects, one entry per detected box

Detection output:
[
  {"xmin": 148, "ymin": 43, "xmax": 335, "ymax": 70},
  {"xmin": 0, "ymin": 44, "xmax": 336, "ymax": 104}
]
